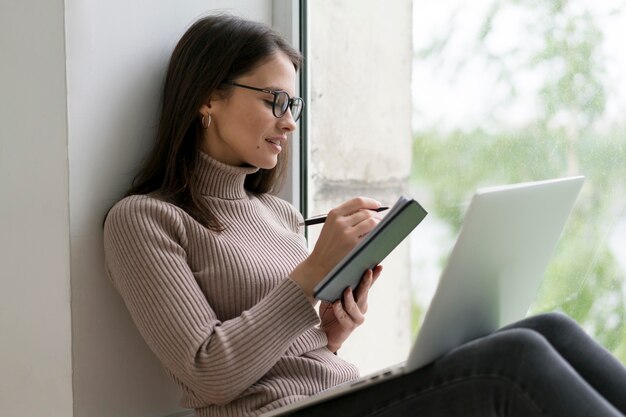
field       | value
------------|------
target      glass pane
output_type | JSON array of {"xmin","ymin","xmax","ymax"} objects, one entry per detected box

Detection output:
[{"xmin": 411, "ymin": 0, "xmax": 626, "ymax": 363}]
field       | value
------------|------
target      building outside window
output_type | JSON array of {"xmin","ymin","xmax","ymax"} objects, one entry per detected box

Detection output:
[{"xmin": 305, "ymin": 0, "xmax": 626, "ymax": 374}]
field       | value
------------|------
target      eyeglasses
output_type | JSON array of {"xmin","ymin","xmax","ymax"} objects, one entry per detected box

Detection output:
[{"xmin": 223, "ymin": 81, "xmax": 304, "ymax": 122}]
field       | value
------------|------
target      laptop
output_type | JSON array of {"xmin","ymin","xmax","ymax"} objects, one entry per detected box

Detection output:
[{"xmin": 261, "ymin": 176, "xmax": 585, "ymax": 416}]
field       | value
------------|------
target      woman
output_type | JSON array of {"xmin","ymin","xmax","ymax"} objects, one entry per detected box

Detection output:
[{"xmin": 104, "ymin": 14, "xmax": 626, "ymax": 417}]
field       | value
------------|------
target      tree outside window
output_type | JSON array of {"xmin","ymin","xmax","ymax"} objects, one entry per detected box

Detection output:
[{"xmin": 411, "ymin": 0, "xmax": 626, "ymax": 363}]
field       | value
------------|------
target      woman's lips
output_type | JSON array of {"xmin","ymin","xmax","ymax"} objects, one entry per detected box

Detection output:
[{"xmin": 265, "ymin": 136, "xmax": 286, "ymax": 151}]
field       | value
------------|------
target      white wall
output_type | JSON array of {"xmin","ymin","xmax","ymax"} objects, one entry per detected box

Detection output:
[
  {"xmin": 0, "ymin": 0, "xmax": 73, "ymax": 416},
  {"xmin": 1, "ymin": 1, "xmax": 296, "ymax": 417},
  {"xmin": 66, "ymin": 2, "xmax": 273, "ymax": 417}
]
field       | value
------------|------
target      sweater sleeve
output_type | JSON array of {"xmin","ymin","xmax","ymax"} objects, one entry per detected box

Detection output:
[{"xmin": 103, "ymin": 196, "xmax": 320, "ymax": 405}]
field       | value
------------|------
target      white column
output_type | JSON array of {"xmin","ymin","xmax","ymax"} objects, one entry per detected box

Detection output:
[{"xmin": 307, "ymin": 0, "xmax": 414, "ymax": 374}]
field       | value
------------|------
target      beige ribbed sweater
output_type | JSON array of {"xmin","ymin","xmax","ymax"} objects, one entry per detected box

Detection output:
[{"xmin": 103, "ymin": 152, "xmax": 358, "ymax": 417}]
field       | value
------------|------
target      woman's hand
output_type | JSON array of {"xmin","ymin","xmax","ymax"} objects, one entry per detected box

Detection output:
[
  {"xmin": 290, "ymin": 197, "xmax": 383, "ymax": 301},
  {"xmin": 319, "ymin": 265, "xmax": 383, "ymax": 353}
]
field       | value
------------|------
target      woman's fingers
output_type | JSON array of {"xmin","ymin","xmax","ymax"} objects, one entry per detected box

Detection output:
[
  {"xmin": 371, "ymin": 264, "xmax": 383, "ymax": 284},
  {"xmin": 335, "ymin": 287, "xmax": 365, "ymax": 327},
  {"xmin": 343, "ymin": 207, "xmax": 383, "ymax": 227},
  {"xmin": 329, "ymin": 197, "xmax": 382, "ymax": 218},
  {"xmin": 334, "ymin": 208, "xmax": 382, "ymax": 245},
  {"xmin": 350, "ymin": 215, "xmax": 381, "ymax": 239},
  {"xmin": 353, "ymin": 265, "xmax": 383, "ymax": 311},
  {"xmin": 315, "ymin": 198, "xmax": 383, "ymax": 254},
  {"xmin": 354, "ymin": 270, "xmax": 373, "ymax": 305}
]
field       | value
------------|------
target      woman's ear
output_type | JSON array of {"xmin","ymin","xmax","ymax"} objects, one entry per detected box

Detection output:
[{"xmin": 198, "ymin": 103, "xmax": 211, "ymax": 116}]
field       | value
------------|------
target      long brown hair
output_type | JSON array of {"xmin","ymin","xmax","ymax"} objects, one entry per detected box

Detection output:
[{"xmin": 122, "ymin": 14, "xmax": 301, "ymax": 230}]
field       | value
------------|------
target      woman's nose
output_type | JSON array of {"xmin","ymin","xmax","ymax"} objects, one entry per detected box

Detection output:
[{"xmin": 278, "ymin": 108, "xmax": 298, "ymax": 132}]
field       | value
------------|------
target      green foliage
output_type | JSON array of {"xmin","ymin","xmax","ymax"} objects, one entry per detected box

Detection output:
[
  {"xmin": 411, "ymin": 126, "xmax": 626, "ymax": 365},
  {"xmin": 411, "ymin": 0, "xmax": 626, "ymax": 364}
]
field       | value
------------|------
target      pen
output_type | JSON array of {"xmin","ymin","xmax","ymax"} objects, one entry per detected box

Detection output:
[{"xmin": 301, "ymin": 206, "xmax": 390, "ymax": 226}]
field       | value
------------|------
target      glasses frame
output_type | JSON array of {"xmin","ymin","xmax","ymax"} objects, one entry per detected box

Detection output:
[{"xmin": 223, "ymin": 81, "xmax": 304, "ymax": 122}]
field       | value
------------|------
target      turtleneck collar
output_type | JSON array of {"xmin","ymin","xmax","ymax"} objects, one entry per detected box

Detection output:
[{"xmin": 196, "ymin": 151, "xmax": 259, "ymax": 200}]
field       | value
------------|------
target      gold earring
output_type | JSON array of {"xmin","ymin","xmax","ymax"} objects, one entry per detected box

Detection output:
[{"xmin": 201, "ymin": 114, "xmax": 212, "ymax": 129}]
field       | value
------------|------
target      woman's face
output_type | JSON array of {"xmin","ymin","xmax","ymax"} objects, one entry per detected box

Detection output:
[{"xmin": 200, "ymin": 51, "xmax": 298, "ymax": 169}]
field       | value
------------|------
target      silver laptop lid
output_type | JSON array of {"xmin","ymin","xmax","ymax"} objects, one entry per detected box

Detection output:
[{"xmin": 406, "ymin": 176, "xmax": 584, "ymax": 373}]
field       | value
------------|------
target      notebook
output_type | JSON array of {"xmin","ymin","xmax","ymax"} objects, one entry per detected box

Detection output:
[
  {"xmin": 260, "ymin": 176, "xmax": 584, "ymax": 416},
  {"xmin": 314, "ymin": 196, "xmax": 428, "ymax": 302}
]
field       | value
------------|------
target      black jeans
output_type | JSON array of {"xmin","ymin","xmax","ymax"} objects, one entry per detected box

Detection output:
[{"xmin": 294, "ymin": 313, "xmax": 626, "ymax": 417}]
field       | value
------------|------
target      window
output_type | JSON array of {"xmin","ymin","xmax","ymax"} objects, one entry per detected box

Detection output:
[
  {"xmin": 412, "ymin": 0, "xmax": 626, "ymax": 364},
  {"xmin": 305, "ymin": 0, "xmax": 626, "ymax": 372}
]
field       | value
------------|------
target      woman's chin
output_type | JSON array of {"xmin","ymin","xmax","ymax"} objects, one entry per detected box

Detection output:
[{"xmin": 255, "ymin": 157, "xmax": 279, "ymax": 170}]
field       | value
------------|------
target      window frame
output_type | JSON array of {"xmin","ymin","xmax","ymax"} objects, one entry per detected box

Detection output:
[{"xmin": 272, "ymin": 0, "xmax": 309, "ymax": 218}]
